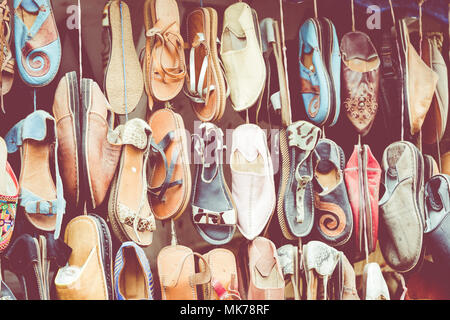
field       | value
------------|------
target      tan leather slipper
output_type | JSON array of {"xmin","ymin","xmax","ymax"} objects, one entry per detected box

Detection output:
[
  {"xmin": 147, "ymin": 108, "xmax": 191, "ymax": 221},
  {"xmin": 104, "ymin": 0, "xmax": 144, "ymax": 115},
  {"xmin": 145, "ymin": 0, "xmax": 186, "ymax": 102},
  {"xmin": 157, "ymin": 245, "xmax": 211, "ymax": 300}
]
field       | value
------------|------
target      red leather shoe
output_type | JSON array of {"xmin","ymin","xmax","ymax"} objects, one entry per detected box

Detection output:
[{"xmin": 344, "ymin": 144, "xmax": 381, "ymax": 260}]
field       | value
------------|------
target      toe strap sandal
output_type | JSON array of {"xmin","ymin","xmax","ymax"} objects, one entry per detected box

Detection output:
[{"xmin": 5, "ymin": 110, "xmax": 66, "ymax": 239}]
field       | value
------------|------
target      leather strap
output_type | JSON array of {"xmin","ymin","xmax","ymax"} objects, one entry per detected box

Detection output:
[{"xmin": 162, "ymin": 251, "xmax": 211, "ymax": 289}]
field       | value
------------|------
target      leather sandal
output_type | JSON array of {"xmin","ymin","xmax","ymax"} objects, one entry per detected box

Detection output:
[
  {"xmin": 184, "ymin": 7, "xmax": 229, "ymax": 122},
  {"xmin": 5, "ymin": 110, "xmax": 66, "ymax": 239},
  {"xmin": 144, "ymin": 0, "xmax": 186, "ymax": 102},
  {"xmin": 277, "ymin": 244, "xmax": 300, "ymax": 300},
  {"xmin": 199, "ymin": 248, "xmax": 241, "ymax": 300},
  {"xmin": 0, "ymin": 137, "xmax": 19, "ymax": 254},
  {"xmin": 108, "ymin": 118, "xmax": 156, "ymax": 247},
  {"xmin": 0, "ymin": 0, "xmax": 13, "ymax": 112},
  {"xmin": 103, "ymin": 0, "xmax": 144, "ymax": 115},
  {"xmin": 157, "ymin": 245, "xmax": 211, "ymax": 300},
  {"xmin": 14, "ymin": 0, "xmax": 61, "ymax": 87},
  {"xmin": 147, "ymin": 108, "xmax": 191, "ymax": 221},
  {"xmin": 191, "ymin": 122, "xmax": 236, "ymax": 245}
]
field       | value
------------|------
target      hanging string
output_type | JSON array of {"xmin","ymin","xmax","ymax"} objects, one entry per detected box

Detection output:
[
  {"xmin": 388, "ymin": 0, "xmax": 396, "ymax": 25},
  {"xmin": 418, "ymin": 0, "xmax": 425, "ymax": 151},
  {"xmin": 120, "ymin": 1, "xmax": 129, "ymax": 122},
  {"xmin": 351, "ymin": 0, "xmax": 356, "ymax": 32},
  {"xmin": 200, "ymin": 0, "xmax": 203, "ymax": 7},
  {"xmin": 322, "ymin": 126, "xmax": 326, "ymax": 138},
  {"xmin": 78, "ymin": 0, "xmax": 82, "ymax": 86},
  {"xmin": 313, "ymin": 0, "xmax": 318, "ymax": 18},
  {"xmin": 33, "ymin": 88, "xmax": 36, "ymax": 111},
  {"xmin": 279, "ymin": 0, "xmax": 292, "ymax": 126},
  {"xmin": 171, "ymin": 218, "xmax": 178, "ymax": 246}
]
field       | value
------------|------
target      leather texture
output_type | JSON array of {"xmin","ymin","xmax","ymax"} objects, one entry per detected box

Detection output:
[
  {"xmin": 378, "ymin": 141, "xmax": 425, "ymax": 273},
  {"xmin": 14, "ymin": 0, "xmax": 61, "ymax": 87},
  {"xmin": 114, "ymin": 241, "xmax": 154, "ymax": 300},
  {"xmin": 363, "ymin": 262, "xmax": 390, "ymax": 300},
  {"xmin": 424, "ymin": 174, "xmax": 450, "ymax": 269},
  {"xmin": 231, "ymin": 124, "xmax": 275, "ymax": 240},
  {"xmin": 220, "ymin": 2, "xmax": 266, "ymax": 111},
  {"xmin": 313, "ymin": 139, "xmax": 353, "ymax": 247},
  {"xmin": 191, "ymin": 122, "xmax": 236, "ymax": 245},
  {"xmin": 83, "ymin": 78, "xmax": 122, "ymax": 209},
  {"xmin": 53, "ymin": 72, "xmax": 79, "ymax": 208},
  {"xmin": 246, "ymin": 237, "xmax": 284, "ymax": 300},
  {"xmin": 340, "ymin": 31, "xmax": 380, "ymax": 136},
  {"xmin": 344, "ymin": 145, "xmax": 381, "ymax": 259},
  {"xmin": 283, "ymin": 120, "xmax": 321, "ymax": 238}
]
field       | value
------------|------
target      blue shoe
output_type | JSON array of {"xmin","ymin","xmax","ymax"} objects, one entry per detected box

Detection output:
[
  {"xmin": 114, "ymin": 241, "xmax": 154, "ymax": 300},
  {"xmin": 14, "ymin": 0, "xmax": 61, "ymax": 87},
  {"xmin": 298, "ymin": 18, "xmax": 340, "ymax": 127}
]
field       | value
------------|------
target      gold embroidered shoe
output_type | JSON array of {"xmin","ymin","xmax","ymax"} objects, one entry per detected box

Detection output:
[{"xmin": 340, "ymin": 31, "xmax": 380, "ymax": 136}]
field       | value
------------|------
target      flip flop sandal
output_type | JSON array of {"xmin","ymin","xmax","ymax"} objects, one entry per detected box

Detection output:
[
  {"xmin": 103, "ymin": 0, "xmax": 144, "ymax": 115},
  {"xmin": 5, "ymin": 110, "xmax": 66, "ymax": 239},
  {"xmin": 54, "ymin": 214, "xmax": 114, "ymax": 300},
  {"xmin": 145, "ymin": 0, "xmax": 186, "ymax": 102},
  {"xmin": 199, "ymin": 248, "xmax": 241, "ymax": 301},
  {"xmin": 14, "ymin": 0, "xmax": 61, "ymax": 87},
  {"xmin": 0, "ymin": 0, "xmax": 14, "ymax": 113},
  {"xmin": 191, "ymin": 122, "xmax": 236, "ymax": 245},
  {"xmin": 108, "ymin": 118, "xmax": 156, "ymax": 247},
  {"xmin": 0, "ymin": 137, "xmax": 19, "ymax": 254},
  {"xmin": 157, "ymin": 245, "xmax": 211, "ymax": 300},
  {"xmin": 147, "ymin": 108, "xmax": 191, "ymax": 221},
  {"xmin": 184, "ymin": 8, "xmax": 229, "ymax": 122}
]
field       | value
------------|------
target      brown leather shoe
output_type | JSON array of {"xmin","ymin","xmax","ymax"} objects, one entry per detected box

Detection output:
[
  {"xmin": 340, "ymin": 31, "xmax": 380, "ymax": 136},
  {"xmin": 53, "ymin": 72, "xmax": 81, "ymax": 209},
  {"xmin": 81, "ymin": 78, "xmax": 122, "ymax": 210}
]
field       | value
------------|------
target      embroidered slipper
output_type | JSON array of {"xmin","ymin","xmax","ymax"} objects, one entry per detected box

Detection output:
[
  {"xmin": 14, "ymin": 0, "xmax": 61, "ymax": 87},
  {"xmin": 145, "ymin": 0, "xmax": 186, "ymax": 102},
  {"xmin": 0, "ymin": 137, "xmax": 19, "ymax": 254},
  {"xmin": 191, "ymin": 122, "xmax": 236, "ymax": 245},
  {"xmin": 108, "ymin": 118, "xmax": 156, "ymax": 247},
  {"xmin": 104, "ymin": 0, "xmax": 144, "ymax": 115},
  {"xmin": 200, "ymin": 248, "xmax": 241, "ymax": 300},
  {"xmin": 5, "ymin": 110, "xmax": 66, "ymax": 239},
  {"xmin": 0, "ymin": 0, "xmax": 14, "ymax": 112},
  {"xmin": 147, "ymin": 108, "xmax": 191, "ymax": 221},
  {"xmin": 157, "ymin": 245, "xmax": 211, "ymax": 300},
  {"xmin": 184, "ymin": 7, "xmax": 228, "ymax": 122}
]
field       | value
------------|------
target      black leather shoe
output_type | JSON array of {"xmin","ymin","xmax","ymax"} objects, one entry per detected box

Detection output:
[
  {"xmin": 312, "ymin": 139, "xmax": 353, "ymax": 247},
  {"xmin": 191, "ymin": 123, "xmax": 237, "ymax": 245},
  {"xmin": 424, "ymin": 174, "xmax": 450, "ymax": 269}
]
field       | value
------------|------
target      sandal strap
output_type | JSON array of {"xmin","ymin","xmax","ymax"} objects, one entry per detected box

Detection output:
[
  {"xmin": 162, "ymin": 251, "xmax": 211, "ymax": 289},
  {"xmin": 147, "ymin": 132, "xmax": 183, "ymax": 201},
  {"xmin": 192, "ymin": 207, "xmax": 236, "ymax": 226}
]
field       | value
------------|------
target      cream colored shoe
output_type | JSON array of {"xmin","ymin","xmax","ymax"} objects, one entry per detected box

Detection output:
[{"xmin": 220, "ymin": 2, "xmax": 266, "ymax": 112}]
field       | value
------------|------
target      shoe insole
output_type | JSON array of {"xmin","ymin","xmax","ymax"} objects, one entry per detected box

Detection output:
[
  {"xmin": 16, "ymin": 5, "xmax": 38, "ymax": 31},
  {"xmin": 118, "ymin": 144, "xmax": 143, "ymax": 213},
  {"xmin": 21, "ymin": 140, "xmax": 56, "ymax": 230},
  {"xmin": 65, "ymin": 217, "xmax": 100, "ymax": 269},
  {"xmin": 231, "ymin": 151, "xmax": 265, "ymax": 175},
  {"xmin": 120, "ymin": 247, "xmax": 147, "ymax": 299},
  {"xmin": 315, "ymin": 163, "xmax": 340, "ymax": 192}
]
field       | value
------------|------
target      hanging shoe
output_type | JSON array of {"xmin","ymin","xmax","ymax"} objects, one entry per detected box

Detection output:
[
  {"xmin": 0, "ymin": 0, "xmax": 14, "ymax": 113},
  {"xmin": 144, "ymin": 0, "xmax": 186, "ymax": 102},
  {"xmin": 313, "ymin": 139, "xmax": 353, "ymax": 247},
  {"xmin": 108, "ymin": 118, "xmax": 156, "ymax": 247},
  {"xmin": 114, "ymin": 241, "xmax": 154, "ymax": 300},
  {"xmin": 13, "ymin": 0, "xmax": 61, "ymax": 87},
  {"xmin": 340, "ymin": 31, "xmax": 380, "ymax": 136},
  {"xmin": 191, "ymin": 122, "xmax": 236, "ymax": 245},
  {"xmin": 362, "ymin": 262, "xmax": 390, "ymax": 300},
  {"xmin": 103, "ymin": 0, "xmax": 144, "ymax": 115},
  {"xmin": 0, "ymin": 137, "xmax": 19, "ymax": 254},
  {"xmin": 5, "ymin": 110, "xmax": 66, "ymax": 239},
  {"xmin": 81, "ymin": 78, "xmax": 122, "ymax": 210}
]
